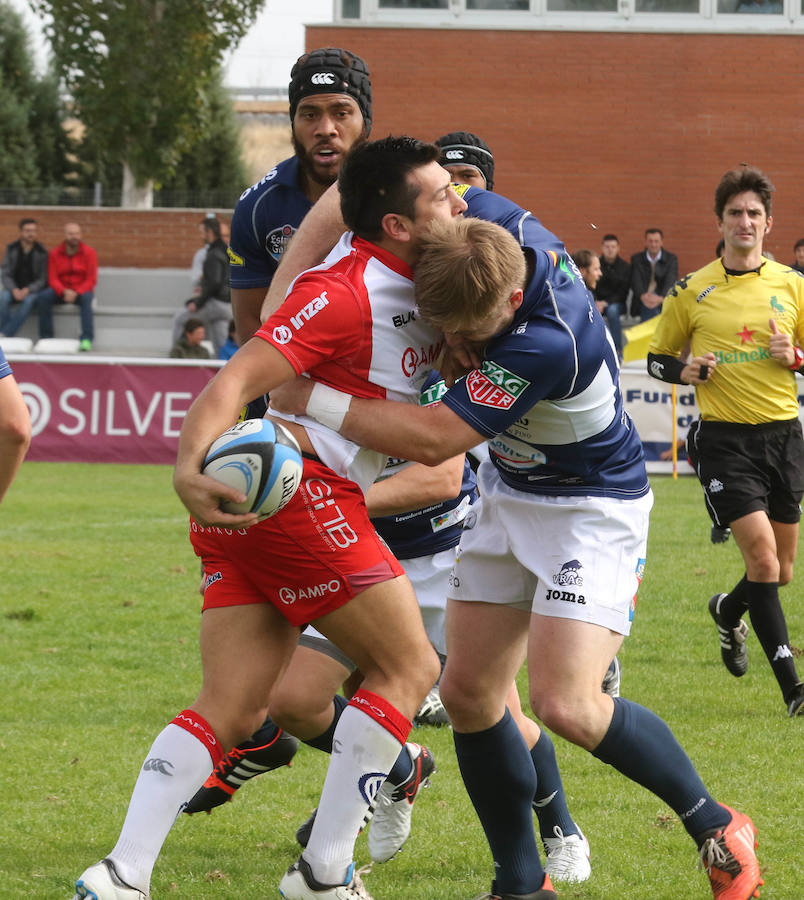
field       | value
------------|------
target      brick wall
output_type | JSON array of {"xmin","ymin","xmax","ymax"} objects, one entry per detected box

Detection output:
[
  {"xmin": 307, "ymin": 26, "xmax": 804, "ymax": 274},
  {"xmin": 0, "ymin": 207, "xmax": 232, "ymax": 268}
]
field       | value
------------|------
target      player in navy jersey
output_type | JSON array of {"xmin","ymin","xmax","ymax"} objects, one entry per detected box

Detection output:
[
  {"xmin": 228, "ymin": 47, "xmax": 371, "ymax": 347},
  {"xmin": 272, "ymin": 184, "xmax": 763, "ymax": 900}
]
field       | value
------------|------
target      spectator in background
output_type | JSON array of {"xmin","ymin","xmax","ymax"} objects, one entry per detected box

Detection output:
[
  {"xmin": 630, "ymin": 228, "xmax": 678, "ymax": 321},
  {"xmin": 38, "ymin": 222, "xmax": 98, "ymax": 352},
  {"xmin": 217, "ymin": 319, "xmax": 238, "ymax": 361},
  {"xmin": 0, "ymin": 346, "xmax": 31, "ymax": 503},
  {"xmin": 0, "ymin": 218, "xmax": 49, "ymax": 337},
  {"xmin": 170, "ymin": 317, "xmax": 210, "ymax": 360},
  {"xmin": 172, "ymin": 217, "xmax": 230, "ymax": 355},
  {"xmin": 792, "ymin": 238, "xmax": 804, "ymax": 274},
  {"xmin": 596, "ymin": 234, "xmax": 631, "ymax": 360}
]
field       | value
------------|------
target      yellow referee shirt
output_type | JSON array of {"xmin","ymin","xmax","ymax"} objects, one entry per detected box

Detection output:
[{"xmin": 649, "ymin": 258, "xmax": 804, "ymax": 424}]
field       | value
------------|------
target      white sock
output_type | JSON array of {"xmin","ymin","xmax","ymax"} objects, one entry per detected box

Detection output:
[
  {"xmin": 107, "ymin": 723, "xmax": 213, "ymax": 892},
  {"xmin": 303, "ymin": 704, "xmax": 404, "ymax": 884}
]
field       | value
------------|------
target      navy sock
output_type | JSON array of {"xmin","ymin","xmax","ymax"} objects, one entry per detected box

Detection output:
[
  {"xmin": 719, "ymin": 575, "xmax": 749, "ymax": 624},
  {"xmin": 301, "ymin": 694, "xmax": 348, "ymax": 753},
  {"xmin": 454, "ymin": 709, "xmax": 544, "ymax": 894},
  {"xmin": 530, "ymin": 729, "xmax": 577, "ymax": 840},
  {"xmin": 246, "ymin": 715, "xmax": 282, "ymax": 748},
  {"xmin": 592, "ymin": 698, "xmax": 729, "ymax": 843},
  {"xmin": 746, "ymin": 580, "xmax": 801, "ymax": 699}
]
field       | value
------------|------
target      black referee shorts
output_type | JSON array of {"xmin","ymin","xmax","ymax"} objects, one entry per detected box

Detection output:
[{"xmin": 686, "ymin": 417, "xmax": 804, "ymax": 527}]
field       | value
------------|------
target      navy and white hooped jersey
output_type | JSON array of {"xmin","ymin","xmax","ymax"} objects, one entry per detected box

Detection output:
[
  {"xmin": 228, "ymin": 156, "xmax": 312, "ymax": 290},
  {"xmin": 441, "ymin": 188, "xmax": 649, "ymax": 500},
  {"xmin": 372, "ymin": 374, "xmax": 479, "ymax": 560}
]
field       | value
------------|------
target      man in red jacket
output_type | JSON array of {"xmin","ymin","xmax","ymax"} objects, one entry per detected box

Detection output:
[{"xmin": 39, "ymin": 222, "xmax": 98, "ymax": 351}]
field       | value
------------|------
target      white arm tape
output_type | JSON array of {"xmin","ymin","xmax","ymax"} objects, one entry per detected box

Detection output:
[{"xmin": 306, "ymin": 382, "xmax": 352, "ymax": 433}]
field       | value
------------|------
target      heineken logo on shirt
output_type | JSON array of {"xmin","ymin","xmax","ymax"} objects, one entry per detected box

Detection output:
[{"xmin": 467, "ymin": 360, "xmax": 530, "ymax": 409}]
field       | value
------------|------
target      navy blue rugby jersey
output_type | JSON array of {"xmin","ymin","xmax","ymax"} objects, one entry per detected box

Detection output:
[
  {"xmin": 228, "ymin": 156, "xmax": 313, "ymax": 290},
  {"xmin": 440, "ymin": 188, "xmax": 649, "ymax": 500},
  {"xmin": 372, "ymin": 374, "xmax": 478, "ymax": 560}
]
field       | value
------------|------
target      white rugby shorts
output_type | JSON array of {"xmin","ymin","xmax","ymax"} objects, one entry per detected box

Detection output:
[{"xmin": 448, "ymin": 462, "xmax": 653, "ymax": 636}]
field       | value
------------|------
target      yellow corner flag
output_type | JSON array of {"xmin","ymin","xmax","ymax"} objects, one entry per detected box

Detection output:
[{"xmin": 622, "ymin": 316, "xmax": 661, "ymax": 363}]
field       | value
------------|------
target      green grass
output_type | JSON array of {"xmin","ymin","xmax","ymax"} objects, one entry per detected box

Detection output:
[{"xmin": 1, "ymin": 464, "xmax": 802, "ymax": 899}]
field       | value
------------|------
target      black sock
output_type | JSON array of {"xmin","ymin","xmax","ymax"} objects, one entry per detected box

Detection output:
[
  {"xmin": 454, "ymin": 709, "xmax": 545, "ymax": 894},
  {"xmin": 301, "ymin": 694, "xmax": 349, "ymax": 753},
  {"xmin": 592, "ymin": 698, "xmax": 729, "ymax": 842},
  {"xmin": 746, "ymin": 580, "xmax": 801, "ymax": 700},
  {"xmin": 719, "ymin": 575, "xmax": 749, "ymax": 624}
]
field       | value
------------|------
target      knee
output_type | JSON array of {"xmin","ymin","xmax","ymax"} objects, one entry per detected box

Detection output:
[
  {"xmin": 746, "ymin": 549, "xmax": 780, "ymax": 582},
  {"xmin": 530, "ymin": 691, "xmax": 602, "ymax": 751}
]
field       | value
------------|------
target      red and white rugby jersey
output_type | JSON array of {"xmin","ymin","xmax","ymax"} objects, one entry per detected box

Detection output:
[{"xmin": 256, "ymin": 232, "xmax": 444, "ymax": 491}]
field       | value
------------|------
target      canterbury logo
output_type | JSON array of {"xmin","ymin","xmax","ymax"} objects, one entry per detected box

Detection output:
[
  {"xmin": 143, "ymin": 757, "xmax": 174, "ymax": 776},
  {"xmin": 311, "ymin": 72, "xmax": 336, "ymax": 85},
  {"xmin": 444, "ymin": 149, "xmax": 465, "ymax": 159}
]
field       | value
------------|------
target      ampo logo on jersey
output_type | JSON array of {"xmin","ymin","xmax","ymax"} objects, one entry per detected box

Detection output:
[
  {"xmin": 311, "ymin": 72, "xmax": 336, "ymax": 85},
  {"xmin": 278, "ymin": 580, "xmax": 341, "ymax": 604}
]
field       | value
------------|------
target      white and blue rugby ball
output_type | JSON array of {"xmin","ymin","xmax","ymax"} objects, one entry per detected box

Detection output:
[{"xmin": 202, "ymin": 418, "xmax": 303, "ymax": 520}]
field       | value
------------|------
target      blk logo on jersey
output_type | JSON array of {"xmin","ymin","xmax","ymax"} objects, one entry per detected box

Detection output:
[
  {"xmin": 266, "ymin": 224, "xmax": 295, "ymax": 262},
  {"xmin": 467, "ymin": 360, "xmax": 530, "ymax": 410}
]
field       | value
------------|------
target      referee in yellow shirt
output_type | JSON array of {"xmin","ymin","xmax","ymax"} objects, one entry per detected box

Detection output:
[{"xmin": 648, "ymin": 165, "xmax": 804, "ymax": 718}]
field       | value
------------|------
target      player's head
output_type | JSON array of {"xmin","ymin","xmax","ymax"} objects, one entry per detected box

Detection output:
[
  {"xmin": 794, "ymin": 238, "xmax": 804, "ymax": 266},
  {"xmin": 435, "ymin": 131, "xmax": 495, "ymax": 190},
  {"xmin": 571, "ymin": 249, "xmax": 602, "ymax": 291},
  {"xmin": 413, "ymin": 217, "xmax": 525, "ymax": 343},
  {"xmin": 288, "ymin": 48, "xmax": 372, "ymax": 189},
  {"xmin": 714, "ymin": 165, "xmax": 774, "ymax": 252},
  {"xmin": 339, "ymin": 135, "xmax": 467, "ymax": 245},
  {"xmin": 202, "ymin": 217, "xmax": 221, "ymax": 242},
  {"xmin": 714, "ymin": 165, "xmax": 774, "ymax": 220}
]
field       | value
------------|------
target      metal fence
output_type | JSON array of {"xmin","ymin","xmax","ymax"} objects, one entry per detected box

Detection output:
[{"xmin": 0, "ymin": 185, "xmax": 240, "ymax": 209}]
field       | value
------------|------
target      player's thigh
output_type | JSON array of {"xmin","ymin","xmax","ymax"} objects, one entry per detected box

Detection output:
[
  {"xmin": 528, "ymin": 614, "xmax": 622, "ymax": 708},
  {"xmin": 270, "ymin": 641, "xmax": 352, "ymax": 735},
  {"xmin": 313, "ymin": 575, "xmax": 439, "ymax": 716},
  {"xmin": 441, "ymin": 598, "xmax": 530, "ymax": 731}
]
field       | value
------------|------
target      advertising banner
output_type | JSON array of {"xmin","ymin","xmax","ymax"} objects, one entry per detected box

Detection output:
[{"xmin": 12, "ymin": 356, "xmax": 223, "ymax": 465}]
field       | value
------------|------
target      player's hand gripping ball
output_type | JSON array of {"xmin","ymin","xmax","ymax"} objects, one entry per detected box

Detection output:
[{"xmin": 202, "ymin": 419, "xmax": 303, "ymax": 519}]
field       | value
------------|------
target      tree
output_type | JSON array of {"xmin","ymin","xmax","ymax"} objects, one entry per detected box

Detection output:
[
  {"xmin": 31, "ymin": 0, "xmax": 265, "ymax": 207},
  {"xmin": 0, "ymin": 2, "xmax": 75, "ymax": 196}
]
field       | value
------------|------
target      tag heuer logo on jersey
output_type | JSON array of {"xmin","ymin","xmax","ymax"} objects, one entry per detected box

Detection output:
[
  {"xmin": 266, "ymin": 224, "xmax": 295, "ymax": 262},
  {"xmin": 553, "ymin": 559, "xmax": 583, "ymax": 587},
  {"xmin": 420, "ymin": 379, "xmax": 447, "ymax": 407},
  {"xmin": 467, "ymin": 361, "xmax": 530, "ymax": 410}
]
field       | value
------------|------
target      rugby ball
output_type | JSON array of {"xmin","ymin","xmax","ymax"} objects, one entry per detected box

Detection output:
[{"xmin": 202, "ymin": 418, "xmax": 303, "ymax": 519}]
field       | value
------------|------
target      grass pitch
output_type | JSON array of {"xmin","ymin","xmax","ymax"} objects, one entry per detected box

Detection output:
[{"xmin": 1, "ymin": 463, "xmax": 802, "ymax": 899}]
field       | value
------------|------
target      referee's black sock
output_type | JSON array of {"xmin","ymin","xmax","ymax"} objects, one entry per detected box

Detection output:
[
  {"xmin": 718, "ymin": 574, "xmax": 750, "ymax": 624},
  {"xmin": 746, "ymin": 580, "xmax": 801, "ymax": 700}
]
